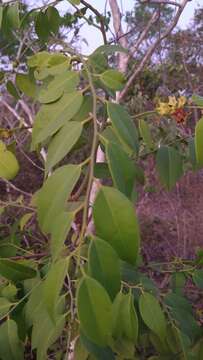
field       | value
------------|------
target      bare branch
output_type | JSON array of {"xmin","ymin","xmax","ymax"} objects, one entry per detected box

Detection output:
[
  {"xmin": 139, "ymin": 0, "xmax": 182, "ymax": 7},
  {"xmin": 119, "ymin": 0, "xmax": 189, "ymax": 101},
  {"xmin": 109, "ymin": 0, "xmax": 128, "ymax": 73}
]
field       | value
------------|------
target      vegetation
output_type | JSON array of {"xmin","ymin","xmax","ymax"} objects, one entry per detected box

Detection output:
[{"xmin": 0, "ymin": 1, "xmax": 202, "ymax": 359}]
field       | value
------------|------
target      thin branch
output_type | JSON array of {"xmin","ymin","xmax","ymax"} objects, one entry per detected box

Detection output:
[
  {"xmin": 139, "ymin": 0, "xmax": 182, "ymax": 7},
  {"xmin": 119, "ymin": 0, "xmax": 189, "ymax": 101},
  {"xmin": 80, "ymin": 0, "xmax": 108, "ymax": 44}
]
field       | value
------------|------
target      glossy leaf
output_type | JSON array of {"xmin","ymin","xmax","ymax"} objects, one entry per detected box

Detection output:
[
  {"xmin": 36, "ymin": 164, "xmax": 80, "ymax": 233},
  {"xmin": 31, "ymin": 91, "xmax": 83, "ymax": 148},
  {"xmin": 106, "ymin": 142, "xmax": 136, "ymax": 197},
  {"xmin": 43, "ymin": 258, "xmax": 68, "ymax": 320},
  {"xmin": 77, "ymin": 276, "xmax": 112, "ymax": 346},
  {"xmin": 93, "ymin": 186, "xmax": 140, "ymax": 265},
  {"xmin": 35, "ymin": 11, "xmax": 50, "ymax": 41},
  {"xmin": 139, "ymin": 292, "xmax": 167, "ymax": 341},
  {"xmin": 139, "ymin": 119, "xmax": 154, "ymax": 150},
  {"xmin": 0, "ymin": 141, "xmax": 19, "ymax": 180},
  {"xmin": 45, "ymin": 6, "xmax": 61, "ymax": 34},
  {"xmin": 107, "ymin": 102, "xmax": 139, "ymax": 155},
  {"xmin": 195, "ymin": 117, "xmax": 203, "ymax": 167},
  {"xmin": 156, "ymin": 146, "xmax": 183, "ymax": 190},
  {"xmin": 0, "ymin": 259, "xmax": 36, "ymax": 282},
  {"xmin": 50, "ymin": 212, "xmax": 73, "ymax": 260},
  {"xmin": 0, "ymin": 319, "xmax": 24, "ymax": 360},
  {"xmin": 100, "ymin": 70, "xmax": 125, "ymax": 90},
  {"xmin": 46, "ymin": 121, "xmax": 83, "ymax": 174},
  {"xmin": 88, "ymin": 236, "xmax": 121, "ymax": 300}
]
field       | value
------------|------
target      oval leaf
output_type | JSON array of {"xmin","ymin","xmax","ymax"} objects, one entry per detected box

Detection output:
[
  {"xmin": 88, "ymin": 236, "xmax": 121, "ymax": 300},
  {"xmin": 156, "ymin": 146, "xmax": 183, "ymax": 190},
  {"xmin": 139, "ymin": 119, "xmax": 154, "ymax": 150},
  {"xmin": 77, "ymin": 276, "xmax": 112, "ymax": 346},
  {"xmin": 106, "ymin": 142, "xmax": 136, "ymax": 198},
  {"xmin": 36, "ymin": 164, "xmax": 81, "ymax": 233},
  {"xmin": 46, "ymin": 121, "xmax": 82, "ymax": 174},
  {"xmin": 0, "ymin": 142, "xmax": 19, "ymax": 180},
  {"xmin": 139, "ymin": 292, "xmax": 167, "ymax": 341},
  {"xmin": 93, "ymin": 186, "xmax": 140, "ymax": 265},
  {"xmin": 107, "ymin": 102, "xmax": 139, "ymax": 155},
  {"xmin": 100, "ymin": 70, "xmax": 125, "ymax": 90},
  {"xmin": 0, "ymin": 319, "xmax": 24, "ymax": 360}
]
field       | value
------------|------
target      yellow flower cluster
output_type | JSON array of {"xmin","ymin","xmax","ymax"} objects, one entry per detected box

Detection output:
[{"xmin": 156, "ymin": 96, "xmax": 187, "ymax": 116}]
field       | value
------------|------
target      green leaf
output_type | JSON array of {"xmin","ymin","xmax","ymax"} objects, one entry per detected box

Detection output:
[
  {"xmin": 106, "ymin": 142, "xmax": 136, "ymax": 198},
  {"xmin": 88, "ymin": 53, "xmax": 108, "ymax": 74},
  {"xmin": 38, "ymin": 71, "xmax": 79, "ymax": 104},
  {"xmin": 139, "ymin": 292, "xmax": 167, "ymax": 341},
  {"xmin": 93, "ymin": 44, "xmax": 128, "ymax": 56},
  {"xmin": 31, "ymin": 296, "xmax": 65, "ymax": 360},
  {"xmin": 43, "ymin": 258, "xmax": 68, "ymax": 320},
  {"xmin": 107, "ymin": 102, "xmax": 139, "ymax": 155},
  {"xmin": 0, "ymin": 319, "xmax": 24, "ymax": 360},
  {"xmin": 50, "ymin": 212, "xmax": 73, "ymax": 260},
  {"xmin": 46, "ymin": 121, "xmax": 82, "ymax": 174},
  {"xmin": 156, "ymin": 146, "xmax": 183, "ymax": 190},
  {"xmin": 94, "ymin": 162, "xmax": 111, "ymax": 179},
  {"xmin": 88, "ymin": 236, "xmax": 121, "ymax": 300},
  {"xmin": 6, "ymin": 81, "xmax": 20, "ymax": 100},
  {"xmin": 31, "ymin": 91, "xmax": 83, "ymax": 148},
  {"xmin": 67, "ymin": 0, "xmax": 81, "ymax": 5},
  {"xmin": 0, "ymin": 6, "xmax": 3, "ymax": 28},
  {"xmin": 36, "ymin": 164, "xmax": 81, "ymax": 233},
  {"xmin": 192, "ymin": 269, "xmax": 203, "ymax": 289},
  {"xmin": 93, "ymin": 186, "xmax": 140, "ymax": 265},
  {"xmin": 0, "ymin": 259, "xmax": 36, "ymax": 282},
  {"xmin": 74, "ymin": 337, "xmax": 89, "ymax": 360},
  {"xmin": 16, "ymin": 74, "xmax": 37, "ymax": 99},
  {"xmin": 0, "ymin": 141, "xmax": 19, "ymax": 180},
  {"xmin": 0, "ymin": 297, "xmax": 11, "ymax": 318},
  {"xmin": 35, "ymin": 11, "xmax": 50, "ymax": 41},
  {"xmin": 45, "ymin": 6, "xmax": 61, "ymax": 34},
  {"xmin": 6, "ymin": 3, "xmax": 20, "ymax": 29},
  {"xmin": 192, "ymin": 94, "xmax": 203, "ymax": 107},
  {"xmin": 100, "ymin": 70, "xmax": 125, "ymax": 91},
  {"xmin": 80, "ymin": 332, "xmax": 115, "ymax": 360},
  {"xmin": 188, "ymin": 138, "xmax": 198, "ymax": 171},
  {"xmin": 72, "ymin": 95, "xmax": 93, "ymax": 122},
  {"xmin": 195, "ymin": 117, "xmax": 203, "ymax": 168},
  {"xmin": 77, "ymin": 276, "xmax": 112, "ymax": 346},
  {"xmin": 139, "ymin": 119, "xmax": 154, "ymax": 150},
  {"xmin": 122, "ymin": 292, "xmax": 138, "ymax": 342},
  {"xmin": 112, "ymin": 292, "xmax": 138, "ymax": 343}
]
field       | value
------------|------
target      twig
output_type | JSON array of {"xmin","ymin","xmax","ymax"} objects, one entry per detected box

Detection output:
[{"xmin": 119, "ymin": 0, "xmax": 189, "ymax": 101}]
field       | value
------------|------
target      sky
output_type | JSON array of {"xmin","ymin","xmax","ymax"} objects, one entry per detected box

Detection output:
[
  {"xmin": 17, "ymin": 0, "xmax": 201, "ymax": 54},
  {"xmin": 78, "ymin": 0, "xmax": 201, "ymax": 54}
]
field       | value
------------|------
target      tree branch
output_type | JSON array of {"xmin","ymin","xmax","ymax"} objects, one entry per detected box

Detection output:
[{"xmin": 119, "ymin": 0, "xmax": 189, "ymax": 101}]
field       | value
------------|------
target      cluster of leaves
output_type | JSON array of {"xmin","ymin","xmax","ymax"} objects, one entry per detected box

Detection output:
[{"xmin": 0, "ymin": 2, "xmax": 203, "ymax": 360}]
